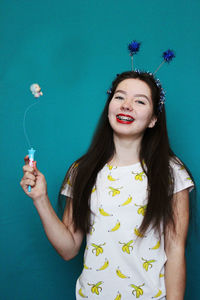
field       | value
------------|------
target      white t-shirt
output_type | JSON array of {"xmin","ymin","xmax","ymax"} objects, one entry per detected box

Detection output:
[{"xmin": 61, "ymin": 159, "xmax": 194, "ymax": 300}]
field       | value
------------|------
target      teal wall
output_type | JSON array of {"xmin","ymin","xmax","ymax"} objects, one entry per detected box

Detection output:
[{"xmin": 1, "ymin": 0, "xmax": 199, "ymax": 299}]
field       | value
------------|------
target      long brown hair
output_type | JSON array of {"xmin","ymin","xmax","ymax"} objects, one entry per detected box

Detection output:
[{"xmin": 59, "ymin": 71, "xmax": 195, "ymax": 236}]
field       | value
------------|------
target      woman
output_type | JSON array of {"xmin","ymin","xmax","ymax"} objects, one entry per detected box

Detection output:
[{"xmin": 21, "ymin": 71, "xmax": 195, "ymax": 299}]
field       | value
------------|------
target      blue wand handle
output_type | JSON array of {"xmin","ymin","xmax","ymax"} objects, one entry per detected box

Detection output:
[{"xmin": 28, "ymin": 148, "xmax": 36, "ymax": 192}]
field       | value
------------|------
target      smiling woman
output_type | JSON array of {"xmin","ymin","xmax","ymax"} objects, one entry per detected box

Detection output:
[{"xmin": 58, "ymin": 71, "xmax": 195, "ymax": 299}]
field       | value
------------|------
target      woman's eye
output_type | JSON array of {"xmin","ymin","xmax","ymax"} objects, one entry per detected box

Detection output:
[
  {"xmin": 115, "ymin": 96, "xmax": 124, "ymax": 100},
  {"xmin": 136, "ymin": 100, "xmax": 145, "ymax": 104}
]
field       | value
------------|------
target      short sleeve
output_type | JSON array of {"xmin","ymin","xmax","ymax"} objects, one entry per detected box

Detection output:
[
  {"xmin": 60, "ymin": 162, "xmax": 79, "ymax": 198},
  {"xmin": 170, "ymin": 159, "xmax": 194, "ymax": 194},
  {"xmin": 60, "ymin": 178, "xmax": 73, "ymax": 197}
]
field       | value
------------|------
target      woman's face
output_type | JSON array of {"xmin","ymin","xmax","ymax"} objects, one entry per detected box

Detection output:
[{"xmin": 108, "ymin": 78, "xmax": 157, "ymax": 139}]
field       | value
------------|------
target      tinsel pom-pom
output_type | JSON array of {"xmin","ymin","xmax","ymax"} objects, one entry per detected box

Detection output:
[
  {"xmin": 162, "ymin": 49, "xmax": 175, "ymax": 63},
  {"xmin": 128, "ymin": 40, "xmax": 141, "ymax": 56}
]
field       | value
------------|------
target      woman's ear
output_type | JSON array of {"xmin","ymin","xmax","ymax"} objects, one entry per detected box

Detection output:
[{"xmin": 148, "ymin": 115, "xmax": 157, "ymax": 128}]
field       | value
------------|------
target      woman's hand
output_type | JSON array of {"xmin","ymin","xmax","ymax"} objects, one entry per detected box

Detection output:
[{"xmin": 20, "ymin": 155, "xmax": 47, "ymax": 202}]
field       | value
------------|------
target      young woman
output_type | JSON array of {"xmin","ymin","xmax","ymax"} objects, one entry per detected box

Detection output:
[{"xmin": 20, "ymin": 71, "xmax": 195, "ymax": 300}]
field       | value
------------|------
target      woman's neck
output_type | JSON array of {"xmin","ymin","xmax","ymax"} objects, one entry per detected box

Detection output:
[{"xmin": 109, "ymin": 134, "xmax": 142, "ymax": 166}]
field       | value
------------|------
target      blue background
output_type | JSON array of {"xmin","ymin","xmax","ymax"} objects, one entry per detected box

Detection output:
[{"xmin": 0, "ymin": 0, "xmax": 199, "ymax": 299}]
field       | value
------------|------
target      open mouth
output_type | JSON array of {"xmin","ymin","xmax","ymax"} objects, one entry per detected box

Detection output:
[{"xmin": 116, "ymin": 114, "xmax": 135, "ymax": 124}]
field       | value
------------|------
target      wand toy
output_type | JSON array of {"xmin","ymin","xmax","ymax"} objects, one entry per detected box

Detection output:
[{"xmin": 23, "ymin": 83, "xmax": 43, "ymax": 192}]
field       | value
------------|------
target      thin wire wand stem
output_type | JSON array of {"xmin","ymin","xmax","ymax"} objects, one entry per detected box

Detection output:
[
  {"xmin": 131, "ymin": 56, "xmax": 133, "ymax": 71},
  {"xmin": 153, "ymin": 60, "xmax": 165, "ymax": 75},
  {"xmin": 23, "ymin": 101, "xmax": 39, "ymax": 148}
]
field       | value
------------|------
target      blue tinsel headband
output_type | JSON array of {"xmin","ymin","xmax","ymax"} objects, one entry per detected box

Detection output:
[{"xmin": 107, "ymin": 40, "xmax": 175, "ymax": 113}]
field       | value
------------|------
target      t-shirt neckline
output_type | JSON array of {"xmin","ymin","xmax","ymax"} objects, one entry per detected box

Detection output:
[{"xmin": 106, "ymin": 161, "xmax": 141, "ymax": 169}]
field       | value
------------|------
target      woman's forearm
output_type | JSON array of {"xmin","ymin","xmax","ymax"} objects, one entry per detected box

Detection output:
[
  {"xmin": 33, "ymin": 195, "xmax": 80, "ymax": 260},
  {"xmin": 165, "ymin": 247, "xmax": 186, "ymax": 300}
]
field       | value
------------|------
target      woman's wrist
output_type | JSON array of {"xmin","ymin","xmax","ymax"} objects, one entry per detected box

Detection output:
[{"xmin": 33, "ymin": 193, "xmax": 49, "ymax": 208}]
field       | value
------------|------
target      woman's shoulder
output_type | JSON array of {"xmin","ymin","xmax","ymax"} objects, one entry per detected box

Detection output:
[
  {"xmin": 169, "ymin": 155, "xmax": 194, "ymax": 194},
  {"xmin": 169, "ymin": 155, "xmax": 184, "ymax": 167}
]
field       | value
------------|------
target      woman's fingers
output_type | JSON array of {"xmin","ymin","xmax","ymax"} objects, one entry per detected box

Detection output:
[
  {"xmin": 20, "ymin": 177, "xmax": 35, "ymax": 190},
  {"xmin": 23, "ymin": 164, "xmax": 34, "ymax": 174},
  {"xmin": 23, "ymin": 179, "xmax": 36, "ymax": 188},
  {"xmin": 20, "ymin": 157, "xmax": 47, "ymax": 199},
  {"xmin": 23, "ymin": 171, "xmax": 36, "ymax": 181}
]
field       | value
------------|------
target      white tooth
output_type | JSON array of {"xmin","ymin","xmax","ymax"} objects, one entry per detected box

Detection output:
[{"xmin": 118, "ymin": 115, "xmax": 133, "ymax": 121}]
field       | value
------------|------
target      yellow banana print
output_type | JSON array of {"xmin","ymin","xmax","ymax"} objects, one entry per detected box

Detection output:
[
  {"xmin": 134, "ymin": 227, "xmax": 145, "ymax": 238},
  {"xmin": 96, "ymin": 258, "xmax": 109, "ymax": 271},
  {"xmin": 108, "ymin": 220, "xmax": 120, "ymax": 232},
  {"xmin": 91, "ymin": 243, "xmax": 106, "ymax": 256},
  {"xmin": 159, "ymin": 273, "xmax": 164, "ymax": 278},
  {"xmin": 108, "ymin": 186, "xmax": 123, "ymax": 196},
  {"xmin": 114, "ymin": 291, "xmax": 122, "ymax": 300},
  {"xmin": 130, "ymin": 283, "xmax": 145, "ymax": 298},
  {"xmin": 67, "ymin": 177, "xmax": 72, "ymax": 186},
  {"xmin": 78, "ymin": 288, "xmax": 88, "ymax": 298},
  {"xmin": 134, "ymin": 204, "xmax": 147, "ymax": 216},
  {"xmin": 152, "ymin": 289, "xmax": 162, "ymax": 298},
  {"xmin": 119, "ymin": 195, "xmax": 132, "ymax": 207},
  {"xmin": 88, "ymin": 281, "xmax": 103, "ymax": 295},
  {"xmin": 141, "ymin": 258, "xmax": 156, "ymax": 271},
  {"xmin": 72, "ymin": 162, "xmax": 79, "ymax": 168},
  {"xmin": 89, "ymin": 221, "xmax": 95, "ymax": 235},
  {"xmin": 83, "ymin": 261, "xmax": 92, "ymax": 270},
  {"xmin": 92, "ymin": 187, "xmax": 96, "ymax": 193},
  {"xmin": 99, "ymin": 205, "xmax": 113, "ymax": 216},
  {"xmin": 179, "ymin": 165, "xmax": 185, "ymax": 170},
  {"xmin": 107, "ymin": 174, "xmax": 118, "ymax": 181},
  {"xmin": 116, "ymin": 266, "xmax": 130, "ymax": 279},
  {"xmin": 149, "ymin": 240, "xmax": 160, "ymax": 250},
  {"xmin": 107, "ymin": 164, "xmax": 113, "ymax": 170},
  {"xmin": 132, "ymin": 171, "xmax": 145, "ymax": 181},
  {"xmin": 119, "ymin": 240, "xmax": 134, "ymax": 254}
]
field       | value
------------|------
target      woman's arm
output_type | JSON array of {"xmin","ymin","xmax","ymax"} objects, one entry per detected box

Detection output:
[
  {"xmin": 33, "ymin": 195, "xmax": 84, "ymax": 261},
  {"xmin": 164, "ymin": 188, "xmax": 190, "ymax": 300},
  {"xmin": 20, "ymin": 157, "xmax": 84, "ymax": 261}
]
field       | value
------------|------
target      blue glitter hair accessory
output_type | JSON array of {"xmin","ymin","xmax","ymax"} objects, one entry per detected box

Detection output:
[
  {"xmin": 155, "ymin": 78, "xmax": 166, "ymax": 113},
  {"xmin": 128, "ymin": 40, "xmax": 141, "ymax": 71}
]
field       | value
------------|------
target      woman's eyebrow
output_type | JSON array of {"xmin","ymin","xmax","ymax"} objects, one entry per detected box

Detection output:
[
  {"xmin": 134, "ymin": 94, "xmax": 150, "ymax": 102},
  {"xmin": 115, "ymin": 89, "xmax": 127, "ymax": 95}
]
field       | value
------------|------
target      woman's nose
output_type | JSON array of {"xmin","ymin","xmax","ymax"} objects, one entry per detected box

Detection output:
[{"xmin": 120, "ymin": 99, "xmax": 133, "ymax": 111}]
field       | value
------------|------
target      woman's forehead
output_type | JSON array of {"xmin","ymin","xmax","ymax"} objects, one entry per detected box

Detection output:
[{"xmin": 116, "ymin": 78, "xmax": 151, "ymax": 96}]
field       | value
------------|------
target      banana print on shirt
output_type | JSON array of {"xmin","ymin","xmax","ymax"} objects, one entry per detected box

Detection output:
[
  {"xmin": 134, "ymin": 203, "xmax": 147, "ymax": 216},
  {"xmin": 87, "ymin": 281, "xmax": 103, "ymax": 295},
  {"xmin": 91, "ymin": 243, "xmax": 106, "ymax": 256},
  {"xmin": 130, "ymin": 283, "xmax": 145, "ymax": 298},
  {"xmin": 132, "ymin": 171, "xmax": 146, "ymax": 181},
  {"xmin": 61, "ymin": 159, "xmax": 194, "ymax": 299},
  {"xmin": 141, "ymin": 257, "xmax": 156, "ymax": 271},
  {"xmin": 96, "ymin": 258, "xmax": 109, "ymax": 271},
  {"xmin": 119, "ymin": 240, "xmax": 134, "ymax": 254},
  {"xmin": 108, "ymin": 186, "xmax": 123, "ymax": 196}
]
